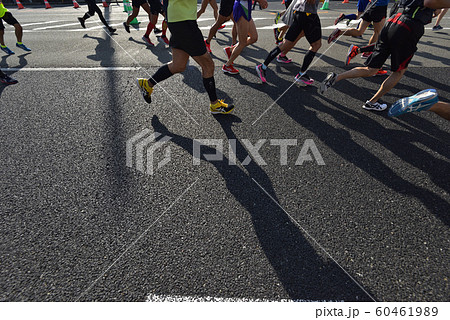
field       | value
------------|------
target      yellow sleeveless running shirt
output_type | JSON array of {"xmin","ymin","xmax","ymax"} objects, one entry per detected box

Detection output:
[
  {"xmin": 167, "ymin": 0, "xmax": 197, "ymax": 23},
  {"xmin": 0, "ymin": 3, "xmax": 9, "ymax": 18}
]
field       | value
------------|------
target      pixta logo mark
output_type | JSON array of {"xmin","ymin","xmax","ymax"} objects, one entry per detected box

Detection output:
[{"xmin": 126, "ymin": 129, "xmax": 172, "ymax": 175}]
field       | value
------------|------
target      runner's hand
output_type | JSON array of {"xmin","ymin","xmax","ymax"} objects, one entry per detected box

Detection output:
[{"xmin": 257, "ymin": 0, "xmax": 268, "ymax": 9}]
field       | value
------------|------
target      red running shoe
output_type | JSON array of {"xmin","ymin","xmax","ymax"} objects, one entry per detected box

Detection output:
[
  {"xmin": 205, "ymin": 40, "xmax": 211, "ymax": 53},
  {"xmin": 328, "ymin": 28, "xmax": 342, "ymax": 44},
  {"xmin": 375, "ymin": 69, "xmax": 388, "ymax": 76},
  {"xmin": 222, "ymin": 64, "xmax": 239, "ymax": 75},
  {"xmin": 334, "ymin": 13, "xmax": 346, "ymax": 25}
]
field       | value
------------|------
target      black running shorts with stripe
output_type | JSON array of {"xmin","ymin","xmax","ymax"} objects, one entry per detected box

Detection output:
[
  {"xmin": 366, "ymin": 13, "xmax": 424, "ymax": 72},
  {"xmin": 285, "ymin": 12, "xmax": 321, "ymax": 44},
  {"xmin": 168, "ymin": 20, "xmax": 207, "ymax": 57}
]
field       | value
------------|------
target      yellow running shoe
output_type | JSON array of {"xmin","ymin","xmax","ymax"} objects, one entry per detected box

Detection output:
[
  {"xmin": 136, "ymin": 78, "xmax": 153, "ymax": 104},
  {"xmin": 210, "ymin": 99, "xmax": 235, "ymax": 114}
]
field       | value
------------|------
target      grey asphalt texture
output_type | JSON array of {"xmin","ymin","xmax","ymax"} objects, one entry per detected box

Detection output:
[{"xmin": 0, "ymin": 2, "xmax": 449, "ymax": 302}]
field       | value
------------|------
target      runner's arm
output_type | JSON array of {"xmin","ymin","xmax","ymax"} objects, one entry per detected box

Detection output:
[{"xmin": 424, "ymin": 0, "xmax": 450, "ymax": 9}]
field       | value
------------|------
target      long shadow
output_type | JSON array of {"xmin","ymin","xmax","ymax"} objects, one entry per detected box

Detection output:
[
  {"xmin": 386, "ymin": 113, "xmax": 450, "ymax": 150},
  {"xmin": 322, "ymin": 94, "xmax": 449, "ymax": 193},
  {"xmin": 84, "ymin": 34, "xmax": 117, "ymax": 62},
  {"xmin": 401, "ymin": 70, "xmax": 450, "ymax": 96},
  {"xmin": 421, "ymin": 33, "xmax": 449, "ymax": 41},
  {"xmin": 279, "ymin": 85, "xmax": 450, "ymax": 226},
  {"xmin": 150, "ymin": 115, "xmax": 374, "ymax": 301},
  {"xmin": 414, "ymin": 51, "xmax": 450, "ymax": 67},
  {"xmin": 419, "ymin": 38, "xmax": 450, "ymax": 51},
  {"xmin": 229, "ymin": 65, "xmax": 450, "ymax": 226},
  {"xmin": 128, "ymin": 36, "xmax": 173, "ymax": 64},
  {"xmin": 83, "ymin": 20, "xmax": 127, "ymax": 200}
]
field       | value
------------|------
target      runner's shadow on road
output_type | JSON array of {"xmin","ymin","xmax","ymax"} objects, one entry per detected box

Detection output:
[
  {"xmin": 150, "ymin": 115, "xmax": 374, "ymax": 301},
  {"xmin": 84, "ymin": 34, "xmax": 116, "ymax": 63},
  {"xmin": 0, "ymin": 52, "xmax": 30, "ymax": 98},
  {"xmin": 422, "ymin": 33, "xmax": 449, "ymax": 41},
  {"xmin": 128, "ymin": 37, "xmax": 172, "ymax": 64},
  {"xmin": 415, "ymin": 51, "xmax": 450, "ymax": 67},
  {"xmin": 83, "ymin": 32, "xmax": 128, "ymax": 200},
  {"xmin": 284, "ymin": 89, "xmax": 450, "ymax": 227},
  {"xmin": 419, "ymin": 38, "xmax": 450, "ymax": 51},
  {"xmin": 234, "ymin": 65, "xmax": 450, "ymax": 227}
]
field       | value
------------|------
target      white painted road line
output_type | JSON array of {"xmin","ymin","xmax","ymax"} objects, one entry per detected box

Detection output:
[{"xmin": 145, "ymin": 294, "xmax": 337, "ymax": 302}]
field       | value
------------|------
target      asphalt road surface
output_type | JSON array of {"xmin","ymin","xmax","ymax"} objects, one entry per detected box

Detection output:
[{"xmin": 0, "ymin": 1, "xmax": 449, "ymax": 302}]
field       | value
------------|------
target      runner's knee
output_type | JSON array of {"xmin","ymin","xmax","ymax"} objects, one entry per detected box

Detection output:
[
  {"xmin": 170, "ymin": 62, "xmax": 186, "ymax": 74},
  {"xmin": 248, "ymin": 34, "xmax": 258, "ymax": 45}
]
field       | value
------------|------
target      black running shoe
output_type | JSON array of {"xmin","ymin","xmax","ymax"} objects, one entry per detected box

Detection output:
[
  {"xmin": 123, "ymin": 22, "xmax": 130, "ymax": 33},
  {"xmin": 78, "ymin": 17, "xmax": 86, "ymax": 29},
  {"xmin": 362, "ymin": 100, "xmax": 387, "ymax": 111},
  {"xmin": 109, "ymin": 27, "xmax": 117, "ymax": 34},
  {"xmin": 320, "ymin": 72, "xmax": 337, "ymax": 94},
  {"xmin": 0, "ymin": 74, "xmax": 18, "ymax": 85}
]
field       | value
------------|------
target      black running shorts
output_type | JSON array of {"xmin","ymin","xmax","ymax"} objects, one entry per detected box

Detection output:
[
  {"xmin": 365, "ymin": 13, "xmax": 424, "ymax": 72},
  {"xmin": 148, "ymin": 0, "xmax": 163, "ymax": 15},
  {"xmin": 168, "ymin": 20, "xmax": 207, "ymax": 57},
  {"xmin": 219, "ymin": 0, "xmax": 234, "ymax": 17},
  {"xmin": 132, "ymin": 0, "xmax": 148, "ymax": 8},
  {"xmin": 285, "ymin": 12, "xmax": 321, "ymax": 44},
  {"xmin": 0, "ymin": 12, "xmax": 19, "ymax": 30},
  {"xmin": 361, "ymin": 5, "xmax": 387, "ymax": 23}
]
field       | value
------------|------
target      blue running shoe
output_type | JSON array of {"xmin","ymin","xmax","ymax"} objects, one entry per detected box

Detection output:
[
  {"xmin": 388, "ymin": 89, "xmax": 439, "ymax": 117},
  {"xmin": 1, "ymin": 46, "xmax": 15, "ymax": 55},
  {"xmin": 16, "ymin": 43, "xmax": 31, "ymax": 51}
]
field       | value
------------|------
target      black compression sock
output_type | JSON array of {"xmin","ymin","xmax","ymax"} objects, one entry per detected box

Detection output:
[
  {"xmin": 301, "ymin": 50, "xmax": 316, "ymax": 73},
  {"xmin": 149, "ymin": 64, "xmax": 173, "ymax": 86},
  {"xmin": 202, "ymin": 76, "xmax": 218, "ymax": 102},
  {"xmin": 360, "ymin": 44, "xmax": 376, "ymax": 53},
  {"xmin": 263, "ymin": 47, "xmax": 282, "ymax": 67},
  {"xmin": 82, "ymin": 13, "xmax": 90, "ymax": 20}
]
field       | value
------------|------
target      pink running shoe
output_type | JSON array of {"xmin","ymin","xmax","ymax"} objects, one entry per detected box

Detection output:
[{"xmin": 255, "ymin": 64, "xmax": 267, "ymax": 83}]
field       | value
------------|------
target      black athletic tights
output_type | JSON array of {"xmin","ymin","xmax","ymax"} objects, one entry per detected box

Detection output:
[{"xmin": 83, "ymin": 0, "xmax": 109, "ymax": 28}]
